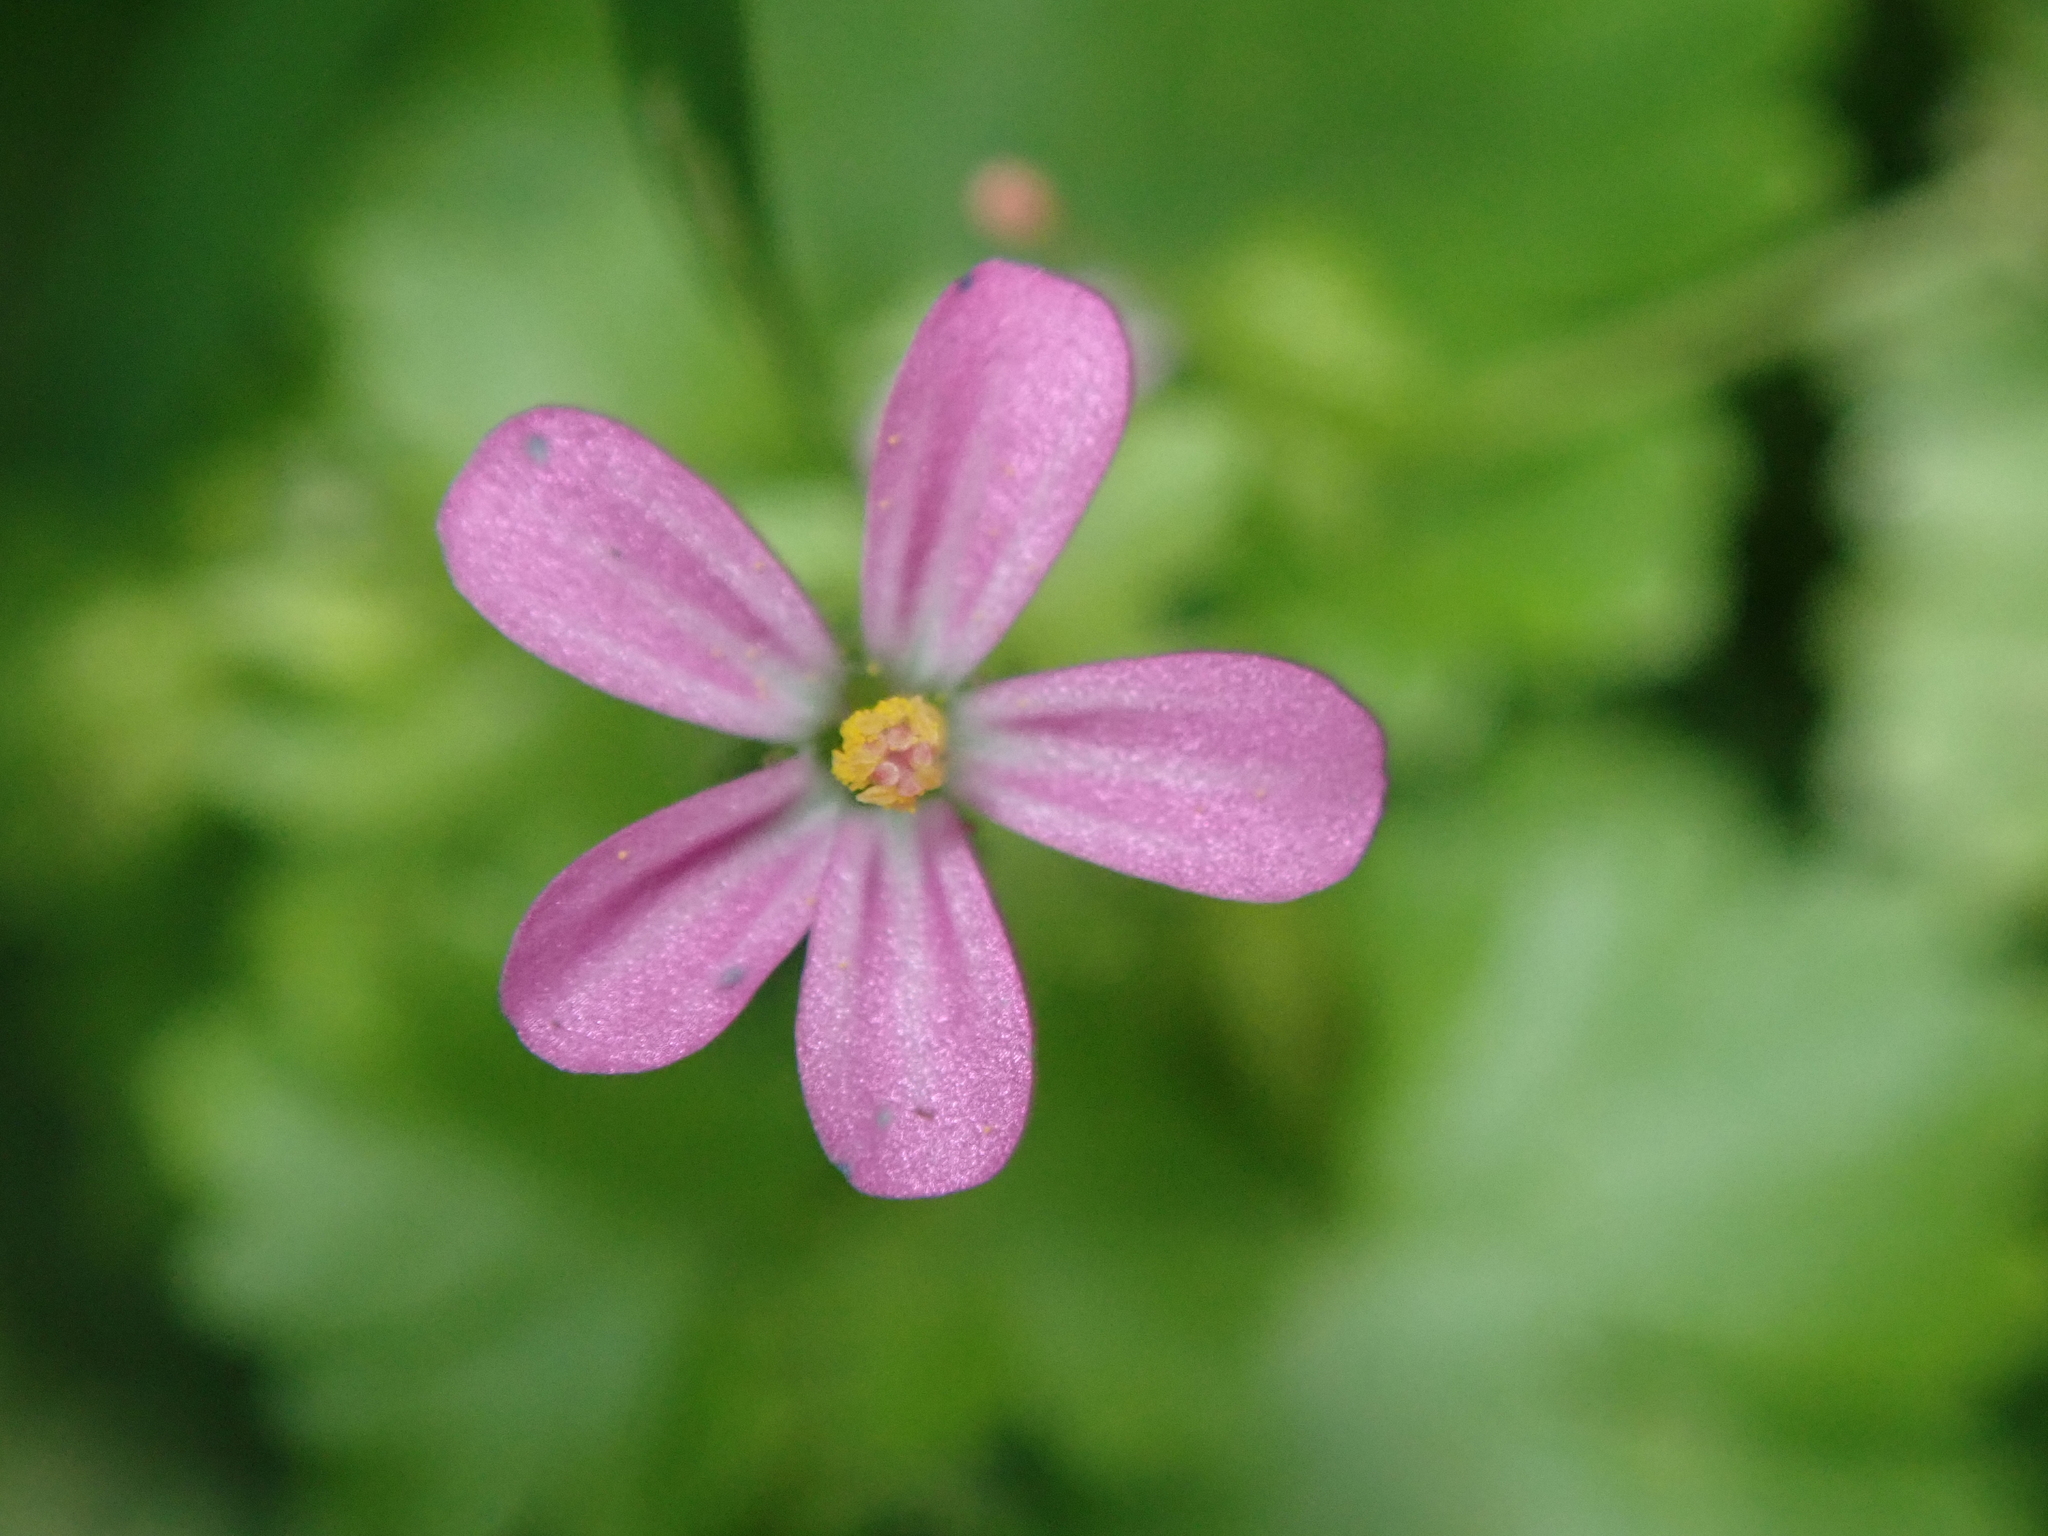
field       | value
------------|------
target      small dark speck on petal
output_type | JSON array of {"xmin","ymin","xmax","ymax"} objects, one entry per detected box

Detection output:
[
  {"xmin": 912, "ymin": 1106, "xmax": 936, "ymax": 1120},
  {"xmin": 525, "ymin": 434, "xmax": 549, "ymax": 463},
  {"xmin": 955, "ymin": 270, "xmax": 975, "ymax": 290},
  {"xmin": 606, "ymin": 545, "xmax": 622, "ymax": 558},
  {"xmin": 716, "ymin": 964, "xmax": 746, "ymax": 990}
]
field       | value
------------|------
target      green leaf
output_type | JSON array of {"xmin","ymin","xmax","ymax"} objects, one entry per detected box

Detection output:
[
  {"xmin": 0, "ymin": 1346, "xmax": 245, "ymax": 1536},
  {"xmin": 6, "ymin": 0, "xmax": 420, "ymax": 483},
  {"xmin": 1823, "ymin": 269, "xmax": 2048, "ymax": 922},
  {"xmin": 997, "ymin": 389, "xmax": 1261, "ymax": 668},
  {"xmin": 317, "ymin": 0, "xmax": 782, "ymax": 472},
  {"xmin": 1238, "ymin": 399, "xmax": 1746, "ymax": 763},
  {"xmin": 1269, "ymin": 732, "xmax": 2048, "ymax": 1533},
  {"xmin": 750, "ymin": 0, "xmax": 1849, "ymax": 359},
  {"xmin": 149, "ymin": 1031, "xmax": 687, "ymax": 1536}
]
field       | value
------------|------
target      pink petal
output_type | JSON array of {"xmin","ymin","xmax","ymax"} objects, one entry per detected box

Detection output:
[
  {"xmin": 503, "ymin": 758, "xmax": 839, "ymax": 1073},
  {"xmin": 440, "ymin": 407, "xmax": 842, "ymax": 741},
  {"xmin": 952, "ymin": 653, "xmax": 1386, "ymax": 902},
  {"xmin": 797, "ymin": 802, "xmax": 1032, "ymax": 1198},
  {"xmin": 862, "ymin": 261, "xmax": 1131, "ymax": 687}
]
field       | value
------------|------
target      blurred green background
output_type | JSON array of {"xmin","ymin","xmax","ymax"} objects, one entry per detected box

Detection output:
[{"xmin": 5, "ymin": 0, "xmax": 2048, "ymax": 1531}]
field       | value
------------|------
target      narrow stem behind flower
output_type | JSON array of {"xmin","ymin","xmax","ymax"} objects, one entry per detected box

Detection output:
[{"xmin": 617, "ymin": 1, "xmax": 841, "ymax": 468}]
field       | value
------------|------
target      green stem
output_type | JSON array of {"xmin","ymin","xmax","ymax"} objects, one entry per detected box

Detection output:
[{"xmin": 630, "ymin": 63, "xmax": 842, "ymax": 468}]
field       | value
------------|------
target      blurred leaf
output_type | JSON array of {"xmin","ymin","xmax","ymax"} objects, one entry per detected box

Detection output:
[
  {"xmin": 318, "ymin": 0, "xmax": 783, "ymax": 473},
  {"xmin": 148, "ymin": 830, "xmax": 1330, "ymax": 1533},
  {"xmin": 733, "ymin": 475, "xmax": 865, "ymax": 635},
  {"xmin": 1822, "ymin": 265, "xmax": 2048, "ymax": 924},
  {"xmin": 0, "ymin": 1348, "xmax": 247, "ymax": 1536},
  {"xmin": 150, "ymin": 1030, "xmax": 687, "ymax": 1536},
  {"xmin": 1269, "ymin": 732, "xmax": 2047, "ymax": 1533},
  {"xmin": 1193, "ymin": 235, "xmax": 1427, "ymax": 425},
  {"xmin": 1228, "ymin": 395, "xmax": 1746, "ymax": 764},
  {"xmin": 4, "ymin": 0, "xmax": 421, "ymax": 483},
  {"xmin": 999, "ymin": 389, "xmax": 1260, "ymax": 667},
  {"xmin": 18, "ymin": 507, "xmax": 566, "ymax": 861},
  {"xmin": 749, "ymin": 0, "xmax": 1849, "ymax": 362}
]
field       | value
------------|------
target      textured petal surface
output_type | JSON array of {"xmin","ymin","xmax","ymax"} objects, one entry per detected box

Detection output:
[
  {"xmin": 953, "ymin": 652, "xmax": 1386, "ymax": 902},
  {"xmin": 861, "ymin": 261, "xmax": 1131, "ymax": 687},
  {"xmin": 504, "ymin": 758, "xmax": 838, "ymax": 1073},
  {"xmin": 441, "ymin": 406, "xmax": 841, "ymax": 741},
  {"xmin": 797, "ymin": 803, "xmax": 1032, "ymax": 1198}
]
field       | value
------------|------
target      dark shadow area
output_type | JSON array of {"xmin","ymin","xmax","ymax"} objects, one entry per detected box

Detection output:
[
  {"xmin": 1659, "ymin": 0, "xmax": 1961, "ymax": 825},
  {"xmin": 0, "ymin": 815, "xmax": 286, "ymax": 1522},
  {"xmin": 1662, "ymin": 366, "xmax": 1841, "ymax": 829},
  {"xmin": 1833, "ymin": 0, "xmax": 1966, "ymax": 195}
]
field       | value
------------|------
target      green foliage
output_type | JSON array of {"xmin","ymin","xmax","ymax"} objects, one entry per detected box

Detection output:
[
  {"xmin": 0, "ymin": 1349, "xmax": 243, "ymax": 1536},
  {"xmin": 1824, "ymin": 268, "xmax": 2048, "ymax": 925},
  {"xmin": 749, "ymin": 0, "xmax": 1850, "ymax": 354},
  {"xmin": 1277, "ymin": 735, "xmax": 2045, "ymax": 1534},
  {"xmin": 4, "ymin": 0, "xmax": 2047, "ymax": 1532},
  {"xmin": 152, "ymin": 1031, "xmax": 686, "ymax": 1536}
]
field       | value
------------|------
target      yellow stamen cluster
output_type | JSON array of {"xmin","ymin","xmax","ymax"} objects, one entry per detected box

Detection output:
[{"xmin": 831, "ymin": 695, "xmax": 947, "ymax": 811}]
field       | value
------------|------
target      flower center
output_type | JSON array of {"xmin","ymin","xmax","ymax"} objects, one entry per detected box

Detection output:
[{"xmin": 830, "ymin": 695, "xmax": 947, "ymax": 811}]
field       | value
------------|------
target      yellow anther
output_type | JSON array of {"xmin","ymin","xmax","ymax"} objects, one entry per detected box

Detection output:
[{"xmin": 831, "ymin": 695, "xmax": 947, "ymax": 811}]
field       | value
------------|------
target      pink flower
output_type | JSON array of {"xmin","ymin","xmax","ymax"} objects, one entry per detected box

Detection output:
[{"xmin": 439, "ymin": 260, "xmax": 1386, "ymax": 1198}]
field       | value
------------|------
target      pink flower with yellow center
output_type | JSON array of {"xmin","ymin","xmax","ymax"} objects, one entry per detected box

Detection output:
[{"xmin": 439, "ymin": 260, "xmax": 1386, "ymax": 1197}]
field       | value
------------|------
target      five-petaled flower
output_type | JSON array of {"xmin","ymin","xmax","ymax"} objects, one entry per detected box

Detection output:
[{"xmin": 439, "ymin": 260, "xmax": 1386, "ymax": 1198}]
